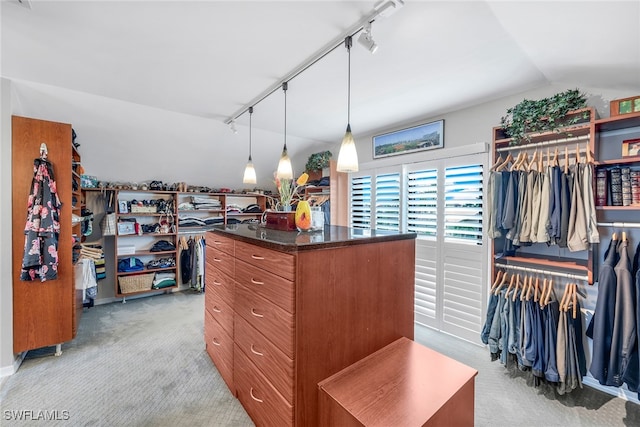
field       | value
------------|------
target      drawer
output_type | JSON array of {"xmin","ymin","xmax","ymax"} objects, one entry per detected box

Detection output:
[
  {"xmin": 235, "ymin": 284, "xmax": 294, "ymax": 359},
  {"xmin": 235, "ymin": 258, "xmax": 294, "ymax": 314},
  {"xmin": 206, "ymin": 246, "xmax": 234, "ymax": 278},
  {"xmin": 204, "ymin": 310, "xmax": 234, "ymax": 392},
  {"xmin": 235, "ymin": 344, "xmax": 293, "ymax": 427},
  {"xmin": 205, "ymin": 288, "xmax": 234, "ymax": 336},
  {"xmin": 235, "ymin": 240, "xmax": 295, "ymax": 281},
  {"xmin": 207, "ymin": 232, "xmax": 235, "ymax": 256},
  {"xmin": 235, "ymin": 315, "xmax": 294, "ymax": 404},
  {"xmin": 205, "ymin": 261, "xmax": 234, "ymax": 305}
]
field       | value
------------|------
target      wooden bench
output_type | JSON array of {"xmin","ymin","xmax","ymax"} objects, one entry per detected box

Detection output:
[{"xmin": 318, "ymin": 337, "xmax": 478, "ymax": 427}]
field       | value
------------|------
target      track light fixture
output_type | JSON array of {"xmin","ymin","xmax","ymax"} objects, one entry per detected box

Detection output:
[
  {"xmin": 337, "ymin": 36, "xmax": 359, "ymax": 173},
  {"xmin": 243, "ymin": 106, "xmax": 257, "ymax": 185},
  {"xmin": 229, "ymin": 120, "xmax": 238, "ymax": 134},
  {"xmin": 357, "ymin": 21, "xmax": 378, "ymax": 54},
  {"xmin": 276, "ymin": 82, "xmax": 294, "ymax": 180}
]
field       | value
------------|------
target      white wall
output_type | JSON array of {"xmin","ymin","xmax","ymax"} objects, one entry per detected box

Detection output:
[{"xmin": 0, "ymin": 78, "xmax": 17, "ymax": 377}]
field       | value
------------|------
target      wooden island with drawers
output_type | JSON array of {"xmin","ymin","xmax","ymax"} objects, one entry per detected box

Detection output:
[{"xmin": 204, "ymin": 224, "xmax": 416, "ymax": 426}]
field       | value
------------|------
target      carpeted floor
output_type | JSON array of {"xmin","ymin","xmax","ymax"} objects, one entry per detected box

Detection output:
[{"xmin": 1, "ymin": 290, "xmax": 640, "ymax": 426}]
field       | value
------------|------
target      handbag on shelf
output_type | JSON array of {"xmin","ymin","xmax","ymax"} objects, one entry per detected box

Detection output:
[{"xmin": 101, "ymin": 190, "xmax": 117, "ymax": 236}]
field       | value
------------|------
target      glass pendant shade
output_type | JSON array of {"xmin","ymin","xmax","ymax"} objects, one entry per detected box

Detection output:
[
  {"xmin": 276, "ymin": 147, "xmax": 294, "ymax": 180},
  {"xmin": 337, "ymin": 123, "xmax": 359, "ymax": 172},
  {"xmin": 243, "ymin": 156, "xmax": 257, "ymax": 184}
]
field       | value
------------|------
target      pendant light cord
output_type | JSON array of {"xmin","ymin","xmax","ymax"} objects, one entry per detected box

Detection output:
[
  {"xmin": 283, "ymin": 82, "xmax": 288, "ymax": 151},
  {"xmin": 248, "ymin": 106, "xmax": 253, "ymax": 160},
  {"xmin": 346, "ymin": 36, "xmax": 352, "ymax": 125}
]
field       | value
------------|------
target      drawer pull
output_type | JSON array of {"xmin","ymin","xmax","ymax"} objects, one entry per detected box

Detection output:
[
  {"xmin": 213, "ymin": 258, "xmax": 222, "ymax": 263},
  {"xmin": 251, "ymin": 308, "xmax": 264, "ymax": 318},
  {"xmin": 251, "ymin": 254, "xmax": 265, "ymax": 260},
  {"xmin": 213, "ymin": 306, "xmax": 222, "ymax": 313},
  {"xmin": 213, "ymin": 280, "xmax": 222, "ymax": 287},
  {"xmin": 212, "ymin": 338, "xmax": 221, "ymax": 346},
  {"xmin": 213, "ymin": 240, "xmax": 223, "ymax": 245},
  {"xmin": 250, "ymin": 344, "xmax": 264, "ymax": 356},
  {"xmin": 250, "ymin": 278, "xmax": 264, "ymax": 285},
  {"xmin": 250, "ymin": 387, "xmax": 263, "ymax": 403}
]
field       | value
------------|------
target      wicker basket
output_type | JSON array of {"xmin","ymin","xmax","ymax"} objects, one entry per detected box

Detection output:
[
  {"xmin": 130, "ymin": 205, "xmax": 157, "ymax": 213},
  {"xmin": 118, "ymin": 273, "xmax": 154, "ymax": 294}
]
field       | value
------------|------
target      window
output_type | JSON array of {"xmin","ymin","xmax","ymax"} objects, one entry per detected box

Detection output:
[
  {"xmin": 375, "ymin": 173, "xmax": 401, "ymax": 231},
  {"xmin": 350, "ymin": 175, "xmax": 371, "ymax": 229},
  {"xmin": 444, "ymin": 165, "xmax": 483, "ymax": 245},
  {"xmin": 407, "ymin": 169, "xmax": 438, "ymax": 238}
]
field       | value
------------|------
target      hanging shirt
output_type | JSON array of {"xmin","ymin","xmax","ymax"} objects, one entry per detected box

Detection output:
[
  {"xmin": 610, "ymin": 239, "xmax": 638, "ymax": 388},
  {"xmin": 588, "ymin": 238, "xmax": 619, "ymax": 385}
]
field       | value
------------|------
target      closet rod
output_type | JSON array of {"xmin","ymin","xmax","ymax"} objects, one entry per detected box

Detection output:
[
  {"xmin": 597, "ymin": 222, "xmax": 640, "ymax": 229},
  {"xmin": 495, "ymin": 262, "xmax": 589, "ymax": 282},
  {"xmin": 178, "ymin": 230, "xmax": 213, "ymax": 235},
  {"xmin": 495, "ymin": 134, "xmax": 590, "ymax": 153}
]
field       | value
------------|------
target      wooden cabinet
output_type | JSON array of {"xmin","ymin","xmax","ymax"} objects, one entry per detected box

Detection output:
[
  {"xmin": 11, "ymin": 115, "xmax": 81, "ymax": 353},
  {"xmin": 318, "ymin": 337, "xmax": 478, "ymax": 427},
  {"xmin": 204, "ymin": 225, "xmax": 416, "ymax": 426}
]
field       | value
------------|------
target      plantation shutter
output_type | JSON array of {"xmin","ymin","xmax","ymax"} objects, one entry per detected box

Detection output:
[
  {"xmin": 374, "ymin": 172, "xmax": 401, "ymax": 231},
  {"xmin": 444, "ymin": 164, "xmax": 484, "ymax": 245},
  {"xmin": 407, "ymin": 169, "xmax": 438, "ymax": 239},
  {"xmin": 350, "ymin": 175, "xmax": 371, "ymax": 229}
]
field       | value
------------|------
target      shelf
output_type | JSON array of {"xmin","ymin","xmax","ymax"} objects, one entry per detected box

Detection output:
[
  {"xmin": 117, "ymin": 213, "xmax": 166, "ymax": 217},
  {"xmin": 596, "ymin": 156, "xmax": 640, "ymax": 166},
  {"xmin": 595, "ymin": 111, "xmax": 640, "ymax": 132},
  {"xmin": 495, "ymin": 254, "xmax": 589, "ymax": 273},
  {"xmin": 117, "ymin": 266, "xmax": 176, "ymax": 276},
  {"xmin": 178, "ymin": 209, "xmax": 224, "ymax": 213},
  {"xmin": 116, "ymin": 250, "xmax": 176, "ymax": 257},
  {"xmin": 116, "ymin": 232, "xmax": 177, "ymax": 237},
  {"xmin": 115, "ymin": 284, "xmax": 177, "ymax": 298},
  {"xmin": 226, "ymin": 212, "xmax": 263, "ymax": 216},
  {"xmin": 596, "ymin": 205, "xmax": 640, "ymax": 210}
]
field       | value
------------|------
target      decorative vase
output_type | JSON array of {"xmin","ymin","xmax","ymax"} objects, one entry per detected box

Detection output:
[{"xmin": 295, "ymin": 200, "xmax": 312, "ymax": 231}]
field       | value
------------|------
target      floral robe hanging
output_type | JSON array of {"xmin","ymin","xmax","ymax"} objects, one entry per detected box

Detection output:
[{"xmin": 20, "ymin": 157, "xmax": 62, "ymax": 281}]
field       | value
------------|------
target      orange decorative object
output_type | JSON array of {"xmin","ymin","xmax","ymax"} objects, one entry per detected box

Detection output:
[{"xmin": 295, "ymin": 200, "xmax": 312, "ymax": 231}]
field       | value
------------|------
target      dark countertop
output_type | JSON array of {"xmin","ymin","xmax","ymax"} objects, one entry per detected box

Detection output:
[{"xmin": 209, "ymin": 224, "xmax": 416, "ymax": 253}]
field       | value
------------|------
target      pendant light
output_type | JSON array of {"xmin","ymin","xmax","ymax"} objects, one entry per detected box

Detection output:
[
  {"xmin": 276, "ymin": 82, "xmax": 294, "ymax": 179},
  {"xmin": 337, "ymin": 36, "xmax": 359, "ymax": 173},
  {"xmin": 242, "ymin": 106, "xmax": 257, "ymax": 184}
]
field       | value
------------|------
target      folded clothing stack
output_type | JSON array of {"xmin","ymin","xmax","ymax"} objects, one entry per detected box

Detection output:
[{"xmin": 153, "ymin": 272, "xmax": 176, "ymax": 289}]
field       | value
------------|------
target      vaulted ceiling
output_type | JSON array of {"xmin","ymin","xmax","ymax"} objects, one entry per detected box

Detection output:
[{"xmin": 2, "ymin": 1, "xmax": 639, "ymax": 184}]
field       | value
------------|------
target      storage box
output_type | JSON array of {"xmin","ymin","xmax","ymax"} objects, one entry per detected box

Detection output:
[
  {"xmin": 117, "ymin": 245, "xmax": 136, "ymax": 255},
  {"xmin": 117, "ymin": 222, "xmax": 136, "ymax": 235},
  {"xmin": 130, "ymin": 205, "xmax": 157, "ymax": 213},
  {"xmin": 264, "ymin": 211, "xmax": 296, "ymax": 231},
  {"xmin": 81, "ymin": 175, "xmax": 98, "ymax": 188}
]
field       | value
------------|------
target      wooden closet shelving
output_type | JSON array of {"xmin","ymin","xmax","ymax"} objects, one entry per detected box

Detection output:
[{"xmin": 490, "ymin": 107, "xmax": 596, "ymax": 284}]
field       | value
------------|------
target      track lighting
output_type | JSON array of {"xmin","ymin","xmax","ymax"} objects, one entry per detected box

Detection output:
[
  {"xmin": 229, "ymin": 120, "xmax": 238, "ymax": 134},
  {"xmin": 337, "ymin": 36, "xmax": 359, "ymax": 173},
  {"xmin": 357, "ymin": 21, "xmax": 378, "ymax": 54},
  {"xmin": 276, "ymin": 82, "xmax": 294, "ymax": 180},
  {"xmin": 243, "ymin": 107, "xmax": 257, "ymax": 185}
]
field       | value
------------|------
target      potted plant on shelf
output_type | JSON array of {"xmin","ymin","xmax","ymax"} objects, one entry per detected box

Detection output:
[
  {"xmin": 305, "ymin": 150, "xmax": 332, "ymax": 181},
  {"xmin": 500, "ymin": 88, "xmax": 589, "ymax": 145}
]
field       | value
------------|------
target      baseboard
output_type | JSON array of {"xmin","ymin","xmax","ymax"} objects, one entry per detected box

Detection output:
[
  {"xmin": 582, "ymin": 376, "xmax": 640, "ymax": 404},
  {"xmin": 0, "ymin": 351, "xmax": 27, "ymax": 379}
]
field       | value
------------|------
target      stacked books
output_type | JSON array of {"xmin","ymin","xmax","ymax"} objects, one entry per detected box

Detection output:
[{"xmin": 596, "ymin": 167, "xmax": 640, "ymax": 206}]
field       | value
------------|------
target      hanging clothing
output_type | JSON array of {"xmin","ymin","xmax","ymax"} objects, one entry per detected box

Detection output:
[
  {"xmin": 610, "ymin": 239, "xmax": 638, "ymax": 389},
  {"xmin": 20, "ymin": 157, "xmax": 62, "ymax": 281},
  {"xmin": 588, "ymin": 237, "xmax": 620, "ymax": 385}
]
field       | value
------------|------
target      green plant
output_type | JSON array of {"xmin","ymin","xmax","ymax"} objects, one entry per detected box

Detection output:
[
  {"xmin": 305, "ymin": 150, "xmax": 332, "ymax": 172},
  {"xmin": 500, "ymin": 89, "xmax": 588, "ymax": 145}
]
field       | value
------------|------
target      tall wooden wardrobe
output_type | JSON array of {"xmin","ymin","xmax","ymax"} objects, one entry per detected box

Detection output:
[{"xmin": 11, "ymin": 115, "xmax": 82, "ymax": 354}]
